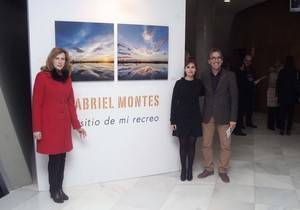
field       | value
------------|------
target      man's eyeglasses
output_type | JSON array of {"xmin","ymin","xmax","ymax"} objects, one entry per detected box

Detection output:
[{"xmin": 209, "ymin": 56, "xmax": 223, "ymax": 61}]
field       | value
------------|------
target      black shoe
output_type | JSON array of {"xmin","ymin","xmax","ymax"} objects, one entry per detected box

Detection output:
[
  {"xmin": 280, "ymin": 130, "xmax": 284, "ymax": 135},
  {"xmin": 287, "ymin": 130, "xmax": 291, "ymax": 136},
  {"xmin": 247, "ymin": 123, "xmax": 257, "ymax": 128},
  {"xmin": 180, "ymin": 169, "xmax": 187, "ymax": 181},
  {"xmin": 51, "ymin": 191, "xmax": 64, "ymax": 203},
  {"xmin": 276, "ymin": 125, "xmax": 281, "ymax": 130},
  {"xmin": 267, "ymin": 126, "xmax": 275, "ymax": 130},
  {"xmin": 233, "ymin": 130, "xmax": 247, "ymax": 136},
  {"xmin": 59, "ymin": 189, "xmax": 69, "ymax": 200}
]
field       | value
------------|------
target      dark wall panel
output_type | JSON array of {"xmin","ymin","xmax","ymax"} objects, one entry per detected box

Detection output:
[{"xmin": 0, "ymin": 0, "xmax": 33, "ymax": 176}]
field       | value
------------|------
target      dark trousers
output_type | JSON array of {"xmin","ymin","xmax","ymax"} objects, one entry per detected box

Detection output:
[
  {"xmin": 237, "ymin": 94, "xmax": 255, "ymax": 128},
  {"xmin": 267, "ymin": 107, "xmax": 280, "ymax": 130},
  {"xmin": 279, "ymin": 104, "xmax": 295, "ymax": 132},
  {"xmin": 178, "ymin": 136, "xmax": 197, "ymax": 173},
  {"xmin": 243, "ymin": 93, "xmax": 255, "ymax": 125},
  {"xmin": 236, "ymin": 103, "xmax": 245, "ymax": 131},
  {"xmin": 245, "ymin": 101, "xmax": 254, "ymax": 125},
  {"xmin": 48, "ymin": 153, "xmax": 66, "ymax": 194}
]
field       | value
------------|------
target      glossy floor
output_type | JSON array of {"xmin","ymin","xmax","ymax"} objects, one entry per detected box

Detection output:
[{"xmin": 1, "ymin": 114, "xmax": 300, "ymax": 210}]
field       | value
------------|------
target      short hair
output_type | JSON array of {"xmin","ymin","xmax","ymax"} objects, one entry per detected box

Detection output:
[
  {"xmin": 41, "ymin": 47, "xmax": 71, "ymax": 72},
  {"xmin": 208, "ymin": 48, "xmax": 223, "ymax": 59},
  {"xmin": 184, "ymin": 58, "xmax": 199, "ymax": 79},
  {"xmin": 244, "ymin": 54, "xmax": 252, "ymax": 60}
]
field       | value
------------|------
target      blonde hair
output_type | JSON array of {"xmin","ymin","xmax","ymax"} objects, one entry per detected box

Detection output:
[{"xmin": 41, "ymin": 47, "xmax": 71, "ymax": 72}]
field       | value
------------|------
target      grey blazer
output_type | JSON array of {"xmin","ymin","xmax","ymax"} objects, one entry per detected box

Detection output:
[{"xmin": 201, "ymin": 69, "xmax": 238, "ymax": 124}]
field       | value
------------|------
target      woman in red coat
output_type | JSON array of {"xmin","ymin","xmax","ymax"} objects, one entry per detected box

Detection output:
[{"xmin": 32, "ymin": 47, "xmax": 86, "ymax": 203}]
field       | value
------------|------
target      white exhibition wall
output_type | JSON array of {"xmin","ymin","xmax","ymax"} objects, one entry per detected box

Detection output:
[{"xmin": 28, "ymin": 0, "xmax": 186, "ymax": 190}]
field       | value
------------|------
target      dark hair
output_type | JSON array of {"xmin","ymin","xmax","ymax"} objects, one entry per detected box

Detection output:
[
  {"xmin": 208, "ymin": 48, "xmax": 223, "ymax": 59},
  {"xmin": 184, "ymin": 58, "xmax": 198, "ymax": 79}
]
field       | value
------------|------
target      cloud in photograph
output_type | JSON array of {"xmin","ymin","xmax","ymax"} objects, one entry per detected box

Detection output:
[
  {"xmin": 55, "ymin": 21, "xmax": 114, "ymax": 81},
  {"xmin": 55, "ymin": 21, "xmax": 114, "ymax": 62},
  {"xmin": 118, "ymin": 24, "xmax": 168, "ymax": 62}
]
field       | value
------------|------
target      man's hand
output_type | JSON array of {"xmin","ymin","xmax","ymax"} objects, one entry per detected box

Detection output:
[
  {"xmin": 254, "ymin": 75, "xmax": 267, "ymax": 85},
  {"xmin": 229, "ymin": 121, "xmax": 236, "ymax": 130},
  {"xmin": 240, "ymin": 64, "xmax": 245, "ymax": 71}
]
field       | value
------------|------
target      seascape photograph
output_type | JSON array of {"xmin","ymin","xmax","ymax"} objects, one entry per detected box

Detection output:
[
  {"xmin": 118, "ymin": 24, "xmax": 169, "ymax": 80},
  {"xmin": 55, "ymin": 21, "xmax": 114, "ymax": 81}
]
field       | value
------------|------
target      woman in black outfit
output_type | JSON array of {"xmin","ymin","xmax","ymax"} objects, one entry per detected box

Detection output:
[
  {"xmin": 170, "ymin": 59, "xmax": 204, "ymax": 181},
  {"xmin": 276, "ymin": 56, "xmax": 298, "ymax": 135}
]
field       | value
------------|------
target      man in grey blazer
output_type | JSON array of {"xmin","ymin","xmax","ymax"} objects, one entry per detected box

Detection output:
[{"xmin": 197, "ymin": 48, "xmax": 238, "ymax": 183}]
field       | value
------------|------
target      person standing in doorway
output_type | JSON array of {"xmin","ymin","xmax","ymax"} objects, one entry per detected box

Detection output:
[
  {"xmin": 197, "ymin": 48, "xmax": 238, "ymax": 183},
  {"xmin": 276, "ymin": 56, "xmax": 298, "ymax": 135},
  {"xmin": 267, "ymin": 62, "xmax": 282, "ymax": 130},
  {"xmin": 235, "ymin": 54, "xmax": 266, "ymax": 131},
  {"xmin": 240, "ymin": 54, "xmax": 257, "ymax": 128}
]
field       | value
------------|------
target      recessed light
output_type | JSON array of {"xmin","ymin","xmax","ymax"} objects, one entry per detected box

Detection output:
[{"xmin": 224, "ymin": 0, "xmax": 230, "ymax": 2}]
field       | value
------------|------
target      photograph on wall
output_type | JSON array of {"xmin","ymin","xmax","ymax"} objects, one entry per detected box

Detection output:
[
  {"xmin": 55, "ymin": 21, "xmax": 114, "ymax": 81},
  {"xmin": 290, "ymin": 0, "xmax": 300, "ymax": 12},
  {"xmin": 118, "ymin": 24, "xmax": 168, "ymax": 80}
]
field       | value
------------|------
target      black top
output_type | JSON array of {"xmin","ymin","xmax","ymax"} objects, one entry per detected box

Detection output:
[
  {"xmin": 276, "ymin": 68, "xmax": 298, "ymax": 105},
  {"xmin": 210, "ymin": 70, "xmax": 222, "ymax": 94},
  {"xmin": 236, "ymin": 67, "xmax": 255, "ymax": 96},
  {"xmin": 170, "ymin": 78, "xmax": 204, "ymax": 137}
]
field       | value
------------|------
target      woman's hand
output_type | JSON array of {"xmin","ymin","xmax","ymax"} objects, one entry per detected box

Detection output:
[
  {"xmin": 33, "ymin": 131, "xmax": 42, "ymax": 140},
  {"xmin": 76, "ymin": 128, "xmax": 87, "ymax": 140},
  {"xmin": 171, "ymin": 124, "xmax": 177, "ymax": 131}
]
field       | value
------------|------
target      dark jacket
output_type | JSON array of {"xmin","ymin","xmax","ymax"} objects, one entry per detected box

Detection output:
[
  {"xmin": 276, "ymin": 68, "xmax": 298, "ymax": 105},
  {"xmin": 201, "ymin": 69, "xmax": 238, "ymax": 124},
  {"xmin": 170, "ymin": 78, "xmax": 204, "ymax": 137},
  {"xmin": 236, "ymin": 67, "xmax": 255, "ymax": 97}
]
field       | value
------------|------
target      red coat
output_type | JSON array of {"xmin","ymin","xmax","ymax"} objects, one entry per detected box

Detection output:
[{"xmin": 32, "ymin": 71, "xmax": 81, "ymax": 154}]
